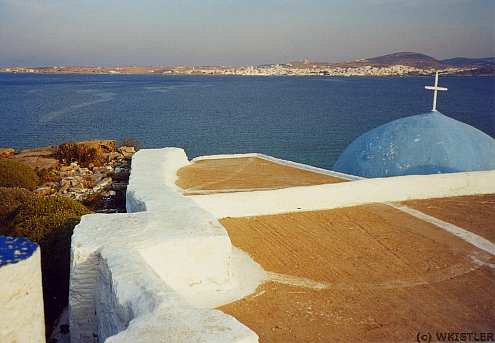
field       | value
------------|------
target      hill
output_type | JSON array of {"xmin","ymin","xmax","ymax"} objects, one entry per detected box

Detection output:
[
  {"xmin": 330, "ymin": 52, "xmax": 495, "ymax": 75},
  {"xmin": 359, "ymin": 52, "xmax": 444, "ymax": 68},
  {"xmin": 441, "ymin": 57, "xmax": 495, "ymax": 67}
]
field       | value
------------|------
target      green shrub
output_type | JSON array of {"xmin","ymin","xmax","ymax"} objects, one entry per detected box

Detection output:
[
  {"xmin": 0, "ymin": 187, "xmax": 34, "ymax": 236},
  {"xmin": 12, "ymin": 195, "xmax": 90, "ymax": 242},
  {"xmin": 56, "ymin": 142, "xmax": 104, "ymax": 167},
  {"xmin": 0, "ymin": 159, "xmax": 40, "ymax": 190},
  {"xmin": 0, "ymin": 187, "xmax": 34, "ymax": 219}
]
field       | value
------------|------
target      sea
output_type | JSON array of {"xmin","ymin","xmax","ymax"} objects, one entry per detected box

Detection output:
[{"xmin": 0, "ymin": 73, "xmax": 493, "ymax": 170}]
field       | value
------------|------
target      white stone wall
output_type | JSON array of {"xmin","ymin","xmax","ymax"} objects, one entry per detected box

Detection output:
[
  {"xmin": 190, "ymin": 169, "xmax": 495, "ymax": 218},
  {"xmin": 69, "ymin": 148, "xmax": 262, "ymax": 343},
  {"xmin": 0, "ymin": 247, "xmax": 45, "ymax": 343}
]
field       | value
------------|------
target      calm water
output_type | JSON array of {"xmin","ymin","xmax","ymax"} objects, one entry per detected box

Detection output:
[{"xmin": 1, "ymin": 73, "xmax": 494, "ymax": 169}]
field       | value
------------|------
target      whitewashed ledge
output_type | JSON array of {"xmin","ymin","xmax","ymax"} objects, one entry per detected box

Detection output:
[
  {"xmin": 0, "ymin": 236, "xmax": 45, "ymax": 343},
  {"xmin": 190, "ymin": 168, "xmax": 495, "ymax": 218},
  {"xmin": 69, "ymin": 148, "xmax": 264, "ymax": 343}
]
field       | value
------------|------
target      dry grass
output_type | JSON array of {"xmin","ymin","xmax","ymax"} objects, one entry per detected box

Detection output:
[{"xmin": 56, "ymin": 142, "xmax": 104, "ymax": 167}]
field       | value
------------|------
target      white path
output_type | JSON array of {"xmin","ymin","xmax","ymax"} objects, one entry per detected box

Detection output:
[{"xmin": 388, "ymin": 203, "xmax": 495, "ymax": 256}]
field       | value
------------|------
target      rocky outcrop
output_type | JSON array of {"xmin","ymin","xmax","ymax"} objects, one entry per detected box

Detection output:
[
  {"xmin": 118, "ymin": 146, "xmax": 135, "ymax": 159},
  {"xmin": 10, "ymin": 146, "xmax": 59, "ymax": 171},
  {"xmin": 33, "ymin": 146, "xmax": 135, "ymax": 212},
  {"xmin": 3, "ymin": 141, "xmax": 136, "ymax": 213},
  {"xmin": 0, "ymin": 148, "xmax": 15, "ymax": 158}
]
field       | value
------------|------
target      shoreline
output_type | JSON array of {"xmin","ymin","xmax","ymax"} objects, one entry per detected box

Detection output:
[{"xmin": 1, "ymin": 70, "xmax": 493, "ymax": 77}]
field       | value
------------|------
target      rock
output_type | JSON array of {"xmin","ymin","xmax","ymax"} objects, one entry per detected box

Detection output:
[
  {"xmin": 119, "ymin": 146, "xmax": 135, "ymax": 153},
  {"xmin": 90, "ymin": 173, "xmax": 105, "ymax": 185},
  {"xmin": 59, "ymin": 183, "xmax": 70, "ymax": 194},
  {"xmin": 112, "ymin": 182, "xmax": 127, "ymax": 191},
  {"xmin": 95, "ymin": 208, "xmax": 119, "ymax": 214},
  {"xmin": 101, "ymin": 190, "xmax": 116, "ymax": 197},
  {"xmin": 73, "ymin": 193, "xmax": 84, "ymax": 201},
  {"xmin": 103, "ymin": 152, "xmax": 122, "ymax": 162},
  {"xmin": 94, "ymin": 166, "xmax": 113, "ymax": 174},
  {"xmin": 17, "ymin": 146, "xmax": 57, "ymax": 158},
  {"xmin": 0, "ymin": 148, "xmax": 15, "ymax": 158},
  {"xmin": 70, "ymin": 179, "xmax": 82, "ymax": 188},
  {"xmin": 11, "ymin": 146, "xmax": 59, "ymax": 171},
  {"xmin": 11, "ymin": 155, "xmax": 59, "ymax": 172},
  {"xmin": 40, "ymin": 181, "xmax": 57, "ymax": 189},
  {"xmin": 59, "ymin": 170, "xmax": 75, "ymax": 178},
  {"xmin": 118, "ymin": 146, "xmax": 136, "ymax": 159},
  {"xmin": 34, "ymin": 187, "xmax": 54, "ymax": 196},
  {"xmin": 94, "ymin": 177, "xmax": 112, "ymax": 191},
  {"xmin": 113, "ymin": 166, "xmax": 130, "ymax": 181},
  {"xmin": 79, "ymin": 168, "xmax": 91, "ymax": 176}
]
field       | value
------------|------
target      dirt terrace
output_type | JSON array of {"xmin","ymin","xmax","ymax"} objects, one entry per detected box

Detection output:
[
  {"xmin": 403, "ymin": 194, "xmax": 495, "ymax": 243},
  {"xmin": 219, "ymin": 203, "xmax": 495, "ymax": 343},
  {"xmin": 175, "ymin": 157, "xmax": 347, "ymax": 195}
]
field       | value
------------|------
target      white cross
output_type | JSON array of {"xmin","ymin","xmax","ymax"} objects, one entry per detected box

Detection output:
[{"xmin": 425, "ymin": 71, "xmax": 448, "ymax": 112}]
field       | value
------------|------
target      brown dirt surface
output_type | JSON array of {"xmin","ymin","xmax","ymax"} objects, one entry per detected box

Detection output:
[
  {"xmin": 219, "ymin": 205, "xmax": 495, "ymax": 343},
  {"xmin": 176, "ymin": 157, "xmax": 347, "ymax": 195},
  {"xmin": 11, "ymin": 146, "xmax": 59, "ymax": 171},
  {"xmin": 17, "ymin": 146, "xmax": 57, "ymax": 157},
  {"xmin": 403, "ymin": 194, "xmax": 495, "ymax": 243}
]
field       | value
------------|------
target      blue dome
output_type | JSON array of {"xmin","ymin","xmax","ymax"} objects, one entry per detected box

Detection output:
[{"xmin": 334, "ymin": 111, "xmax": 495, "ymax": 178}]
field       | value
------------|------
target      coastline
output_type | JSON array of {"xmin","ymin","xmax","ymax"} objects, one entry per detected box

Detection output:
[{"xmin": 2, "ymin": 71, "xmax": 494, "ymax": 77}]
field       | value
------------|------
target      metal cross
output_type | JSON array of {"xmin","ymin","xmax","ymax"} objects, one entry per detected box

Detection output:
[{"xmin": 425, "ymin": 71, "xmax": 448, "ymax": 112}]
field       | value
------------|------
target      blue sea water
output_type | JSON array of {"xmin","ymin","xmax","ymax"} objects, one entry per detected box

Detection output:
[{"xmin": 0, "ymin": 73, "xmax": 493, "ymax": 170}]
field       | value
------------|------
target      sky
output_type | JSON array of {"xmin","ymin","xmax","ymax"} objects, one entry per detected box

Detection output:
[{"xmin": 0, "ymin": 0, "xmax": 494, "ymax": 66}]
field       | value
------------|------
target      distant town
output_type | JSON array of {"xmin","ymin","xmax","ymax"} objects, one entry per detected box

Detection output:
[{"xmin": 1, "ymin": 52, "xmax": 494, "ymax": 77}]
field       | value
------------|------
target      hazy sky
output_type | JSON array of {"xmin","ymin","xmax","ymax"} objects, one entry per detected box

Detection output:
[{"xmin": 0, "ymin": 0, "xmax": 494, "ymax": 66}]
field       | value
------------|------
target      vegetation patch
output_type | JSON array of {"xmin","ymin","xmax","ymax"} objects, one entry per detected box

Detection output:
[
  {"xmin": 0, "ymin": 158, "xmax": 40, "ymax": 190},
  {"xmin": 0, "ymin": 187, "xmax": 34, "ymax": 235},
  {"xmin": 12, "ymin": 195, "xmax": 90, "ymax": 241},
  {"xmin": 0, "ymin": 187, "xmax": 34, "ymax": 220},
  {"xmin": 56, "ymin": 142, "xmax": 105, "ymax": 167}
]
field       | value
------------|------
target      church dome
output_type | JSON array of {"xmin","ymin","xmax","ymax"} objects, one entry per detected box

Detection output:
[{"xmin": 333, "ymin": 111, "xmax": 495, "ymax": 178}]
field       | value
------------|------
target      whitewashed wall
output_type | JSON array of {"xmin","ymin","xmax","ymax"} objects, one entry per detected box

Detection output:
[
  {"xmin": 190, "ymin": 169, "xmax": 495, "ymax": 218},
  {"xmin": 69, "ymin": 148, "xmax": 261, "ymax": 343},
  {"xmin": 0, "ymin": 240, "xmax": 45, "ymax": 343}
]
